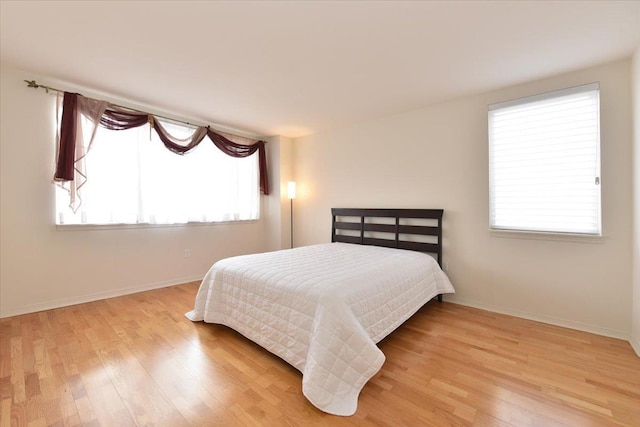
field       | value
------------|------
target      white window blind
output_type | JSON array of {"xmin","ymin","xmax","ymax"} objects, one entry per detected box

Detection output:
[{"xmin": 488, "ymin": 83, "xmax": 601, "ymax": 235}]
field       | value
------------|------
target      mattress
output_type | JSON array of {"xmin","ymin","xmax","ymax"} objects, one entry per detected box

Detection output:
[{"xmin": 185, "ymin": 242, "xmax": 455, "ymax": 415}]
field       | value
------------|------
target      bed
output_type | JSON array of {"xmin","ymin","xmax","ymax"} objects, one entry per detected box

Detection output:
[{"xmin": 186, "ymin": 208, "xmax": 455, "ymax": 416}]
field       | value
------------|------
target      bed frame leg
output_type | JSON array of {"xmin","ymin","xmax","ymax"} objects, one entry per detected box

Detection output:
[{"xmin": 437, "ymin": 294, "xmax": 442, "ymax": 303}]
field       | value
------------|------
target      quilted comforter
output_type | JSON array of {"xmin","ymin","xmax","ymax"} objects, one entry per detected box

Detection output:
[{"xmin": 185, "ymin": 242, "xmax": 455, "ymax": 415}]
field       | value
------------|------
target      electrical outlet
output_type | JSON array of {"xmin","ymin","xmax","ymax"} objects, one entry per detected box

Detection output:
[
  {"xmin": 184, "ymin": 249, "xmax": 191, "ymax": 258},
  {"xmin": 442, "ymin": 262, "xmax": 449, "ymax": 272}
]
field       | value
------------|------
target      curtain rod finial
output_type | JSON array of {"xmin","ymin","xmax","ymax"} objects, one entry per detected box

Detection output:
[{"xmin": 24, "ymin": 80, "xmax": 52, "ymax": 93}]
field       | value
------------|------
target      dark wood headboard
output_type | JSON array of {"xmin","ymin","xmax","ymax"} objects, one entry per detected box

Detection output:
[{"xmin": 331, "ymin": 208, "xmax": 444, "ymax": 266}]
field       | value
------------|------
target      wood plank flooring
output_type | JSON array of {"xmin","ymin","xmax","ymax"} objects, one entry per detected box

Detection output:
[{"xmin": 1, "ymin": 282, "xmax": 638, "ymax": 426}]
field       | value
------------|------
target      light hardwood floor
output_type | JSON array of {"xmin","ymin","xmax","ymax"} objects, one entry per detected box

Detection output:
[{"xmin": 1, "ymin": 282, "xmax": 639, "ymax": 426}]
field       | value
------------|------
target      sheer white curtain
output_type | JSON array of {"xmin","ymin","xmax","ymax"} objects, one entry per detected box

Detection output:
[
  {"xmin": 56, "ymin": 119, "xmax": 260, "ymax": 225},
  {"xmin": 55, "ymin": 93, "xmax": 109, "ymax": 212}
]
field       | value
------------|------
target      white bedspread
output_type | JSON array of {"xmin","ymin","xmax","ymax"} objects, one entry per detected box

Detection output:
[{"xmin": 185, "ymin": 243, "xmax": 454, "ymax": 415}]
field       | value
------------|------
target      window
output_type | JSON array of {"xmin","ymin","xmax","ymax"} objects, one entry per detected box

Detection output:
[
  {"xmin": 488, "ymin": 83, "xmax": 601, "ymax": 235},
  {"xmin": 56, "ymin": 119, "xmax": 260, "ymax": 225}
]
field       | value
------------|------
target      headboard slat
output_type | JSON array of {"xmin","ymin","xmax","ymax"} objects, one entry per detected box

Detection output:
[
  {"xmin": 334, "ymin": 222, "xmax": 361, "ymax": 231},
  {"xmin": 362, "ymin": 237, "xmax": 397, "ymax": 249},
  {"xmin": 333, "ymin": 234, "xmax": 361, "ymax": 245},
  {"xmin": 398, "ymin": 225, "xmax": 439, "ymax": 236},
  {"xmin": 332, "ymin": 208, "xmax": 443, "ymax": 219},
  {"xmin": 398, "ymin": 241, "xmax": 440, "ymax": 253},
  {"xmin": 364, "ymin": 223, "xmax": 396, "ymax": 233}
]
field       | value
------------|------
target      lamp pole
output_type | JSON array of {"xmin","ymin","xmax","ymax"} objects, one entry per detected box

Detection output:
[{"xmin": 287, "ymin": 182, "xmax": 296, "ymax": 249}]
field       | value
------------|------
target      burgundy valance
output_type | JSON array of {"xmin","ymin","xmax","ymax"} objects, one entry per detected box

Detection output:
[
  {"xmin": 100, "ymin": 107, "xmax": 149, "ymax": 131},
  {"xmin": 54, "ymin": 92, "xmax": 269, "ymax": 206}
]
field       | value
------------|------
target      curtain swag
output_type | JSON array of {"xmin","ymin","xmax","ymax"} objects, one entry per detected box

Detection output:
[{"xmin": 54, "ymin": 92, "xmax": 269, "ymax": 211}]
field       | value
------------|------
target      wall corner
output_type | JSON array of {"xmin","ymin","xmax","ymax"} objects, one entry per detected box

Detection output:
[
  {"xmin": 263, "ymin": 135, "xmax": 294, "ymax": 251},
  {"xmin": 631, "ymin": 45, "xmax": 640, "ymax": 357}
]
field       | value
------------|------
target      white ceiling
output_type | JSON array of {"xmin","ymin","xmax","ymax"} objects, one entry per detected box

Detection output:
[{"xmin": 1, "ymin": 1, "xmax": 639, "ymax": 138}]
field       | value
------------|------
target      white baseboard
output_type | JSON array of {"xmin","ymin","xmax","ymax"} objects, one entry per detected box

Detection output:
[
  {"xmin": 0, "ymin": 275, "xmax": 203, "ymax": 319},
  {"xmin": 445, "ymin": 296, "xmax": 629, "ymax": 341},
  {"xmin": 630, "ymin": 335, "xmax": 640, "ymax": 357}
]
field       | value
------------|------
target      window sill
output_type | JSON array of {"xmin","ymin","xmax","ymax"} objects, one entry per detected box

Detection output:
[
  {"xmin": 489, "ymin": 229, "xmax": 604, "ymax": 244},
  {"xmin": 55, "ymin": 219, "xmax": 259, "ymax": 231}
]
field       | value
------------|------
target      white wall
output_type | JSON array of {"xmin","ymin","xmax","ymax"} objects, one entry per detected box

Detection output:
[
  {"xmin": 632, "ymin": 47, "xmax": 640, "ymax": 356},
  {"xmin": 0, "ymin": 64, "xmax": 277, "ymax": 317},
  {"xmin": 263, "ymin": 135, "xmax": 294, "ymax": 251},
  {"xmin": 294, "ymin": 59, "xmax": 633, "ymax": 339}
]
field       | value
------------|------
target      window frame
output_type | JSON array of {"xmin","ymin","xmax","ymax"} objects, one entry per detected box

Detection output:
[
  {"xmin": 488, "ymin": 82, "xmax": 602, "ymax": 238},
  {"xmin": 54, "ymin": 116, "xmax": 262, "ymax": 227}
]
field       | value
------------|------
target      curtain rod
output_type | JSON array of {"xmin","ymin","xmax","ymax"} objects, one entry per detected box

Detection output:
[{"xmin": 24, "ymin": 79, "xmax": 255, "ymax": 136}]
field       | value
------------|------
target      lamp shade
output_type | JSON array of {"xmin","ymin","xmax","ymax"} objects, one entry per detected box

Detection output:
[{"xmin": 287, "ymin": 181, "xmax": 296, "ymax": 199}]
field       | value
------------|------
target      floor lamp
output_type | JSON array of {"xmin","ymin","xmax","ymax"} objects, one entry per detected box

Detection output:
[{"xmin": 287, "ymin": 181, "xmax": 296, "ymax": 248}]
